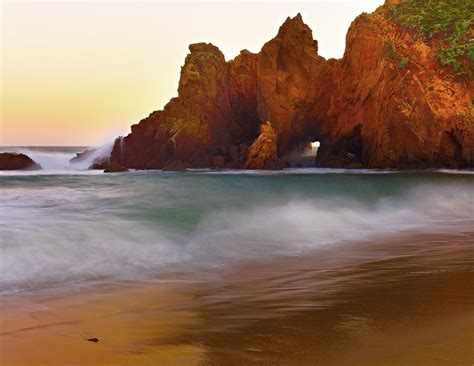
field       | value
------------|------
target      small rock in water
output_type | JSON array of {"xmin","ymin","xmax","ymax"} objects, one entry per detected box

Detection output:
[{"xmin": 0, "ymin": 153, "xmax": 42, "ymax": 170}]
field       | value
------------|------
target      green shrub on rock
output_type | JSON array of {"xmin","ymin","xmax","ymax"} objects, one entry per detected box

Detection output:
[{"xmin": 386, "ymin": 0, "xmax": 473, "ymax": 79}]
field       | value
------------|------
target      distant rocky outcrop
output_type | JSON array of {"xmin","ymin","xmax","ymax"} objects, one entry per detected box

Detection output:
[
  {"xmin": 69, "ymin": 147, "xmax": 107, "ymax": 170},
  {"xmin": 69, "ymin": 144, "xmax": 119, "ymax": 171},
  {"xmin": 85, "ymin": 0, "xmax": 472, "ymax": 170},
  {"xmin": 70, "ymin": 148, "xmax": 96, "ymax": 164},
  {"xmin": 0, "ymin": 153, "xmax": 42, "ymax": 170}
]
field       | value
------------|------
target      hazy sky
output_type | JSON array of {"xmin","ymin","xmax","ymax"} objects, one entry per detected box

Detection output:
[{"xmin": 1, "ymin": 0, "xmax": 383, "ymax": 146}]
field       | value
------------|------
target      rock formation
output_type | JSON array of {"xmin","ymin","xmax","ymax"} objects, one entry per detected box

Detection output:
[
  {"xmin": 70, "ymin": 148, "xmax": 96, "ymax": 164},
  {"xmin": 103, "ymin": 161, "xmax": 129, "ymax": 173},
  {"xmin": 245, "ymin": 122, "xmax": 284, "ymax": 169},
  {"xmin": 108, "ymin": 43, "xmax": 232, "ymax": 170},
  {"xmin": 0, "ymin": 153, "xmax": 42, "ymax": 170},
  {"xmin": 84, "ymin": 0, "xmax": 472, "ymax": 170},
  {"xmin": 256, "ymin": 14, "xmax": 331, "ymax": 153},
  {"xmin": 316, "ymin": 3, "xmax": 474, "ymax": 169}
]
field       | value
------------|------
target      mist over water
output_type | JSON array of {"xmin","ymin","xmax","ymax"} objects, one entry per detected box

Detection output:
[
  {"xmin": 0, "ymin": 147, "xmax": 473, "ymax": 295},
  {"xmin": 0, "ymin": 144, "xmax": 113, "ymax": 173}
]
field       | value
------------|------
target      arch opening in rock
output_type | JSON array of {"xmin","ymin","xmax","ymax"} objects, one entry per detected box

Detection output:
[
  {"xmin": 282, "ymin": 140, "xmax": 321, "ymax": 167},
  {"xmin": 310, "ymin": 141, "xmax": 321, "ymax": 156}
]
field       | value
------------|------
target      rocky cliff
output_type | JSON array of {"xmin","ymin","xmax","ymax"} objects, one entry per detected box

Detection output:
[
  {"xmin": 102, "ymin": 0, "xmax": 473, "ymax": 170},
  {"xmin": 317, "ymin": 0, "xmax": 474, "ymax": 169}
]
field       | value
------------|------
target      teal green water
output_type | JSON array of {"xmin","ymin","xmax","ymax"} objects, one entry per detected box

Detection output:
[{"xmin": 0, "ymin": 147, "xmax": 473, "ymax": 294}]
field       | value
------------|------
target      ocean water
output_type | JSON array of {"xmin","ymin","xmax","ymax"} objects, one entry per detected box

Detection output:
[{"xmin": 1, "ymin": 147, "xmax": 473, "ymax": 295}]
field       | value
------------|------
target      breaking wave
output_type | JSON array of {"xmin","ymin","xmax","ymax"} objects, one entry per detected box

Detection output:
[
  {"xmin": 0, "ymin": 144, "xmax": 114, "ymax": 173},
  {"xmin": 0, "ymin": 161, "xmax": 472, "ymax": 294}
]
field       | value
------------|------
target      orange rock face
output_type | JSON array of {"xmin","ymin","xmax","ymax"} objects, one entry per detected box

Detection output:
[
  {"xmin": 104, "ymin": 6, "xmax": 473, "ymax": 170},
  {"xmin": 245, "ymin": 122, "xmax": 284, "ymax": 170},
  {"xmin": 316, "ymin": 8, "xmax": 474, "ymax": 169},
  {"xmin": 228, "ymin": 50, "xmax": 260, "ymax": 144},
  {"xmin": 256, "ymin": 14, "xmax": 331, "ymax": 152},
  {"xmin": 111, "ymin": 43, "xmax": 232, "ymax": 169}
]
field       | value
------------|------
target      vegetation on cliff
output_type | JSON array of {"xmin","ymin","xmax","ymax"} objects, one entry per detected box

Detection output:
[
  {"xmin": 383, "ymin": 40, "xmax": 410, "ymax": 69},
  {"xmin": 386, "ymin": 0, "xmax": 474, "ymax": 78}
]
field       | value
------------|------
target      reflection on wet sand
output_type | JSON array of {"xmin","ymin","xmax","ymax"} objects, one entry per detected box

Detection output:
[{"xmin": 1, "ymin": 231, "xmax": 473, "ymax": 365}]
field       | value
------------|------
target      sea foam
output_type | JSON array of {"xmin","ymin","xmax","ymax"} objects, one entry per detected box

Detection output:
[{"xmin": 1, "ymin": 163, "xmax": 472, "ymax": 294}]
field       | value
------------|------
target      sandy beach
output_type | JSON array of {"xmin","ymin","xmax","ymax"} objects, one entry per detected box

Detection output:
[{"xmin": 1, "ymin": 231, "xmax": 473, "ymax": 365}]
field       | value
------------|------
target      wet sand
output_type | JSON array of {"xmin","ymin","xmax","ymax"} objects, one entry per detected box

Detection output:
[{"xmin": 1, "ymin": 231, "xmax": 473, "ymax": 365}]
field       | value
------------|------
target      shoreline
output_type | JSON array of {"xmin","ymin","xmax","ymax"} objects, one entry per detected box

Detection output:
[
  {"xmin": 1, "ymin": 231, "xmax": 473, "ymax": 365},
  {"xmin": 1, "ymin": 166, "xmax": 474, "ymax": 176},
  {"xmin": 1, "ymin": 148, "xmax": 474, "ymax": 175}
]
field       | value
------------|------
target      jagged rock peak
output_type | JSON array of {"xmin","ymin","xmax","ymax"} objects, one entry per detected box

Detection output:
[
  {"xmin": 281, "ymin": 13, "xmax": 304, "ymax": 27},
  {"xmin": 239, "ymin": 49, "xmax": 253, "ymax": 56},
  {"xmin": 179, "ymin": 42, "xmax": 227, "ymax": 91},
  {"xmin": 276, "ymin": 13, "xmax": 318, "ymax": 52},
  {"xmin": 188, "ymin": 42, "xmax": 225, "ymax": 60}
]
